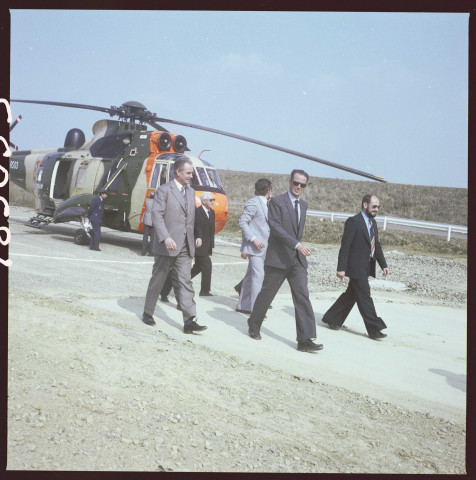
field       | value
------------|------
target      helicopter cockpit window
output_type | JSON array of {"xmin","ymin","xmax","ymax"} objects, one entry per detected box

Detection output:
[
  {"xmin": 206, "ymin": 168, "xmax": 223, "ymax": 189},
  {"xmin": 90, "ymin": 133, "xmax": 133, "ymax": 158},
  {"xmin": 150, "ymin": 163, "xmax": 168, "ymax": 189},
  {"xmin": 195, "ymin": 167, "xmax": 210, "ymax": 186},
  {"xmin": 191, "ymin": 170, "xmax": 199, "ymax": 186}
]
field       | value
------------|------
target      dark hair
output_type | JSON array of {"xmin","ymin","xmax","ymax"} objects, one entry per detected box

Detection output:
[
  {"xmin": 290, "ymin": 169, "xmax": 309, "ymax": 182},
  {"xmin": 173, "ymin": 157, "xmax": 193, "ymax": 174},
  {"xmin": 361, "ymin": 194, "xmax": 375, "ymax": 208},
  {"xmin": 254, "ymin": 178, "xmax": 272, "ymax": 196}
]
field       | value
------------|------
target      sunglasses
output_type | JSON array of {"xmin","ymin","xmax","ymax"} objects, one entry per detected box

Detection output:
[{"xmin": 292, "ymin": 180, "xmax": 307, "ymax": 188}]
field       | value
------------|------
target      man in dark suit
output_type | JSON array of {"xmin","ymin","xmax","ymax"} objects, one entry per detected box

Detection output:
[
  {"xmin": 160, "ymin": 191, "xmax": 215, "ymax": 302},
  {"xmin": 322, "ymin": 194, "xmax": 389, "ymax": 340},
  {"xmin": 247, "ymin": 169, "xmax": 323, "ymax": 353},
  {"xmin": 87, "ymin": 190, "xmax": 108, "ymax": 251},
  {"xmin": 191, "ymin": 192, "xmax": 216, "ymax": 296},
  {"xmin": 142, "ymin": 157, "xmax": 207, "ymax": 334}
]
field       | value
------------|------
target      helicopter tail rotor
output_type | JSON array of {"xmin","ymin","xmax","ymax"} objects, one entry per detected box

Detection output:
[{"xmin": 9, "ymin": 114, "xmax": 22, "ymax": 150}]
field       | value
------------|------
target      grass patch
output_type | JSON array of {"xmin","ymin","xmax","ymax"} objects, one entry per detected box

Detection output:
[{"xmin": 218, "ymin": 170, "xmax": 467, "ymax": 226}]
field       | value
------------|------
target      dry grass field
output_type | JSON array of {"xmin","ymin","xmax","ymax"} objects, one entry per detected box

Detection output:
[
  {"xmin": 9, "ymin": 170, "xmax": 467, "ymax": 256},
  {"xmin": 218, "ymin": 170, "xmax": 467, "ymax": 256}
]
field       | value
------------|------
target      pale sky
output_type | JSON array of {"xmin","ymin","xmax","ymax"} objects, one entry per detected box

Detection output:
[{"xmin": 9, "ymin": 10, "xmax": 468, "ymax": 188}]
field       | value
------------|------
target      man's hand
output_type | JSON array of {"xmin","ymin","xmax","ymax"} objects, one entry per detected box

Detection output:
[
  {"xmin": 240, "ymin": 252, "xmax": 248, "ymax": 260},
  {"xmin": 164, "ymin": 238, "xmax": 177, "ymax": 251},
  {"xmin": 195, "ymin": 238, "xmax": 202, "ymax": 248},
  {"xmin": 252, "ymin": 238, "xmax": 265, "ymax": 249},
  {"xmin": 297, "ymin": 243, "xmax": 312, "ymax": 256},
  {"xmin": 336, "ymin": 271, "xmax": 345, "ymax": 280},
  {"xmin": 382, "ymin": 267, "xmax": 389, "ymax": 276}
]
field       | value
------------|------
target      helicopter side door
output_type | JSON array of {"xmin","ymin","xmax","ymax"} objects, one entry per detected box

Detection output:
[{"xmin": 49, "ymin": 158, "xmax": 75, "ymax": 205}]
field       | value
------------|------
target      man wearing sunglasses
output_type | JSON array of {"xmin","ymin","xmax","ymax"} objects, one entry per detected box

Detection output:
[
  {"xmin": 247, "ymin": 169, "xmax": 323, "ymax": 352},
  {"xmin": 322, "ymin": 194, "xmax": 389, "ymax": 340}
]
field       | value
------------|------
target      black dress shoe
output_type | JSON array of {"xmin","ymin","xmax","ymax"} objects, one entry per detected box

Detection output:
[
  {"xmin": 184, "ymin": 321, "xmax": 208, "ymax": 334},
  {"xmin": 160, "ymin": 295, "xmax": 169, "ymax": 303},
  {"xmin": 199, "ymin": 292, "xmax": 214, "ymax": 297},
  {"xmin": 176, "ymin": 304, "xmax": 182, "ymax": 311},
  {"xmin": 297, "ymin": 339, "xmax": 324, "ymax": 352},
  {"xmin": 234, "ymin": 284, "xmax": 241, "ymax": 294},
  {"xmin": 142, "ymin": 313, "xmax": 155, "ymax": 326},
  {"xmin": 248, "ymin": 330, "xmax": 261, "ymax": 340},
  {"xmin": 369, "ymin": 331, "xmax": 387, "ymax": 340},
  {"xmin": 322, "ymin": 317, "xmax": 340, "ymax": 330},
  {"xmin": 90, "ymin": 248, "xmax": 101, "ymax": 251},
  {"xmin": 236, "ymin": 308, "xmax": 251, "ymax": 314}
]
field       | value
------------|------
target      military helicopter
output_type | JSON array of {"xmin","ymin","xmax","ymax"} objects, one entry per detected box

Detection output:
[{"xmin": 9, "ymin": 99, "xmax": 386, "ymax": 246}]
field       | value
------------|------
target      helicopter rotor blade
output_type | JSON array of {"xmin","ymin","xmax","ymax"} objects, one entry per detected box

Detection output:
[
  {"xmin": 146, "ymin": 120, "xmax": 170, "ymax": 133},
  {"xmin": 11, "ymin": 99, "xmax": 117, "ymax": 116},
  {"xmin": 9, "ymin": 114, "xmax": 22, "ymax": 132},
  {"xmin": 10, "ymin": 99, "xmax": 385, "ymax": 182},
  {"xmin": 151, "ymin": 116, "xmax": 386, "ymax": 183}
]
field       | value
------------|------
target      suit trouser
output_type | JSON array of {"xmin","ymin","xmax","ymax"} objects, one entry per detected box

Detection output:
[
  {"xmin": 141, "ymin": 226, "xmax": 154, "ymax": 255},
  {"xmin": 236, "ymin": 254, "xmax": 265, "ymax": 311},
  {"xmin": 160, "ymin": 269, "xmax": 179, "ymax": 300},
  {"xmin": 89, "ymin": 220, "xmax": 101, "ymax": 250},
  {"xmin": 191, "ymin": 255, "xmax": 212, "ymax": 293},
  {"xmin": 144, "ymin": 243, "xmax": 196, "ymax": 322},
  {"xmin": 322, "ymin": 275, "xmax": 386, "ymax": 334},
  {"xmin": 160, "ymin": 254, "xmax": 212, "ymax": 298},
  {"xmin": 248, "ymin": 257, "xmax": 317, "ymax": 342}
]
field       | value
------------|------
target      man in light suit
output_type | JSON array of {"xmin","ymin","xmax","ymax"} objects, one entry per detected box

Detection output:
[
  {"xmin": 247, "ymin": 169, "xmax": 323, "ymax": 352},
  {"xmin": 88, "ymin": 190, "xmax": 108, "ymax": 251},
  {"xmin": 142, "ymin": 158, "xmax": 207, "ymax": 334},
  {"xmin": 236, "ymin": 178, "xmax": 272, "ymax": 314},
  {"xmin": 322, "ymin": 194, "xmax": 389, "ymax": 340}
]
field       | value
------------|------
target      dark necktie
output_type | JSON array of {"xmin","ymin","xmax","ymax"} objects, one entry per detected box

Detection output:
[
  {"xmin": 369, "ymin": 218, "xmax": 375, "ymax": 258},
  {"xmin": 294, "ymin": 199, "xmax": 299, "ymax": 227}
]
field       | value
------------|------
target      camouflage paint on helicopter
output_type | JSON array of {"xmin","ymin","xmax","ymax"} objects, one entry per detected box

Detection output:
[{"xmin": 10, "ymin": 114, "xmax": 228, "ymax": 240}]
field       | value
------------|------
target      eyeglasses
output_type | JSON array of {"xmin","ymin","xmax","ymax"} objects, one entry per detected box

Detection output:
[
  {"xmin": 370, "ymin": 205, "xmax": 380, "ymax": 209},
  {"xmin": 292, "ymin": 181, "xmax": 307, "ymax": 188},
  {"xmin": 209, "ymin": 199, "xmax": 215, "ymax": 203}
]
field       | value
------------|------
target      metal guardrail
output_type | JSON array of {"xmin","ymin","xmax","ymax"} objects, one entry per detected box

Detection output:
[
  {"xmin": 229, "ymin": 201, "xmax": 467, "ymax": 241},
  {"xmin": 307, "ymin": 210, "xmax": 467, "ymax": 242}
]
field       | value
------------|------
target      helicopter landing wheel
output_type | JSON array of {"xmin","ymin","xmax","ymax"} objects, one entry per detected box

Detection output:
[{"xmin": 74, "ymin": 229, "xmax": 89, "ymax": 246}]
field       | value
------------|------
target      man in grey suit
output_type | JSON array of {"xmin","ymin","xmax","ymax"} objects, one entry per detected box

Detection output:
[
  {"xmin": 236, "ymin": 178, "xmax": 272, "ymax": 314},
  {"xmin": 142, "ymin": 157, "xmax": 207, "ymax": 334},
  {"xmin": 247, "ymin": 169, "xmax": 323, "ymax": 352}
]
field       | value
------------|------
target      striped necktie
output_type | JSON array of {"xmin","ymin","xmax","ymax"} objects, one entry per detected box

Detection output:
[
  {"xmin": 181, "ymin": 186, "xmax": 188, "ymax": 210},
  {"xmin": 369, "ymin": 218, "xmax": 375, "ymax": 258}
]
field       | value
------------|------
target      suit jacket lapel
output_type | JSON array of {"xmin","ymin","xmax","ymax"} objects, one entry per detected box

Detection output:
[
  {"xmin": 171, "ymin": 182, "xmax": 187, "ymax": 213},
  {"xmin": 358, "ymin": 213, "xmax": 371, "ymax": 245},
  {"xmin": 258, "ymin": 197, "xmax": 268, "ymax": 221},
  {"xmin": 298, "ymin": 200, "xmax": 307, "ymax": 239},
  {"xmin": 285, "ymin": 194, "xmax": 299, "ymax": 235}
]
